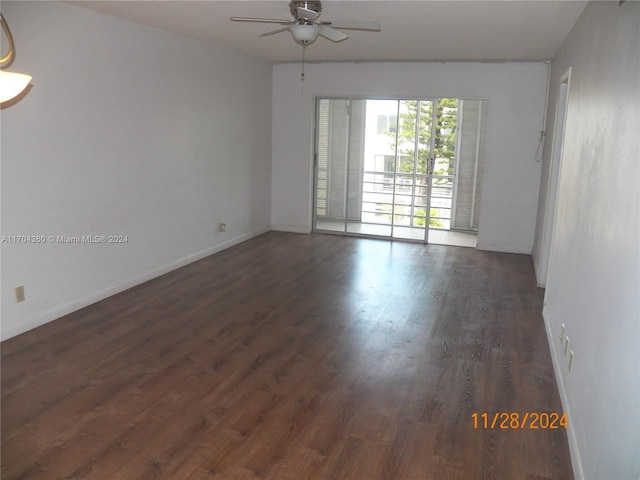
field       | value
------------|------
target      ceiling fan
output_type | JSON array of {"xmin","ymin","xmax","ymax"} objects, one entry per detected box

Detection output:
[{"xmin": 230, "ymin": 1, "xmax": 381, "ymax": 46}]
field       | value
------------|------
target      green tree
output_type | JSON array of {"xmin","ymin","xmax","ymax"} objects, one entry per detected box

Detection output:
[
  {"xmin": 392, "ymin": 99, "xmax": 458, "ymax": 176},
  {"xmin": 388, "ymin": 99, "xmax": 458, "ymax": 227}
]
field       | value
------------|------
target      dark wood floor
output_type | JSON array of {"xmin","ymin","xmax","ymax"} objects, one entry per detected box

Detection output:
[{"xmin": 1, "ymin": 232, "xmax": 573, "ymax": 480}]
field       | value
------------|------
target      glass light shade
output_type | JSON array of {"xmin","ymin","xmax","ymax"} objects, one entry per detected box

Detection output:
[
  {"xmin": 0, "ymin": 70, "xmax": 32, "ymax": 103},
  {"xmin": 289, "ymin": 24, "xmax": 320, "ymax": 44}
]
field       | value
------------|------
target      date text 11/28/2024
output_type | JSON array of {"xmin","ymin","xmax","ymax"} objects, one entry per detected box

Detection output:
[{"xmin": 472, "ymin": 412, "xmax": 568, "ymax": 429}]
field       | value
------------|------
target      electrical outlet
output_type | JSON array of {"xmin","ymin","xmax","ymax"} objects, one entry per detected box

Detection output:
[
  {"xmin": 569, "ymin": 351, "xmax": 574, "ymax": 372},
  {"xmin": 218, "ymin": 223, "xmax": 226, "ymax": 233},
  {"xmin": 15, "ymin": 286, "xmax": 25, "ymax": 303}
]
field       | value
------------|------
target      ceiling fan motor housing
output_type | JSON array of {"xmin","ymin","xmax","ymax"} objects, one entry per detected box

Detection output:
[{"xmin": 290, "ymin": 1, "xmax": 322, "ymax": 21}]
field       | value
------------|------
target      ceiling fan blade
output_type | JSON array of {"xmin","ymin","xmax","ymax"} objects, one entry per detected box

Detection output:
[
  {"xmin": 320, "ymin": 20, "xmax": 381, "ymax": 31},
  {"xmin": 259, "ymin": 27, "xmax": 291, "ymax": 37},
  {"xmin": 230, "ymin": 17, "xmax": 292, "ymax": 24},
  {"xmin": 295, "ymin": 7, "xmax": 319, "ymax": 22},
  {"xmin": 319, "ymin": 26, "xmax": 349, "ymax": 43}
]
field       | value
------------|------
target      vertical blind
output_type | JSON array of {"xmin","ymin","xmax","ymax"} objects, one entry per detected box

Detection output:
[{"xmin": 452, "ymin": 99, "xmax": 488, "ymax": 231}]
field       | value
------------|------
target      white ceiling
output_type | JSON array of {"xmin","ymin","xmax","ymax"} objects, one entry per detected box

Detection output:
[{"xmin": 69, "ymin": 0, "xmax": 588, "ymax": 63}]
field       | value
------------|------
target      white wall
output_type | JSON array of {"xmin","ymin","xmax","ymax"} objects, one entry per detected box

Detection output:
[
  {"xmin": 0, "ymin": 1, "xmax": 272, "ymax": 340},
  {"xmin": 535, "ymin": 2, "xmax": 639, "ymax": 479},
  {"xmin": 271, "ymin": 61, "xmax": 549, "ymax": 253}
]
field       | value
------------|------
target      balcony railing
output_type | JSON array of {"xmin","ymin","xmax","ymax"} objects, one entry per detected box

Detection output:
[{"xmin": 361, "ymin": 170, "xmax": 453, "ymax": 229}]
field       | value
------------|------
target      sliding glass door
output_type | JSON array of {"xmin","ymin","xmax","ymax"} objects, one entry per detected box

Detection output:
[{"xmin": 314, "ymin": 97, "xmax": 486, "ymax": 244}]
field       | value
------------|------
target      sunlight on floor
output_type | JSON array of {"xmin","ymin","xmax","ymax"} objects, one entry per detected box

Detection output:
[{"xmin": 315, "ymin": 219, "xmax": 477, "ymax": 248}]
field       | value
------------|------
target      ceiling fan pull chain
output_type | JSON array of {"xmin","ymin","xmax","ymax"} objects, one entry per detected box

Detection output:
[
  {"xmin": 301, "ymin": 44, "xmax": 306, "ymax": 82},
  {"xmin": 300, "ymin": 45, "xmax": 306, "ymax": 102}
]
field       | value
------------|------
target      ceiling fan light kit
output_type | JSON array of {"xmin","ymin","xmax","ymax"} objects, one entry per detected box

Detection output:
[{"xmin": 289, "ymin": 24, "xmax": 320, "ymax": 44}]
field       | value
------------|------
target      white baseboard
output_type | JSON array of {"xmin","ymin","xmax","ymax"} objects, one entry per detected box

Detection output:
[
  {"xmin": 532, "ymin": 254, "xmax": 547, "ymax": 288},
  {"xmin": 542, "ymin": 307, "xmax": 584, "ymax": 480},
  {"xmin": 271, "ymin": 224, "xmax": 311, "ymax": 234},
  {"xmin": 475, "ymin": 242, "xmax": 533, "ymax": 255},
  {"xmin": 1, "ymin": 228, "xmax": 270, "ymax": 341}
]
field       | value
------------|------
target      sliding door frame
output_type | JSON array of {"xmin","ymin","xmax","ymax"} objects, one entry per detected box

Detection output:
[{"xmin": 313, "ymin": 95, "xmax": 478, "ymax": 244}]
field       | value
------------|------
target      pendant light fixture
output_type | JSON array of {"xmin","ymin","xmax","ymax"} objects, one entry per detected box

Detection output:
[{"xmin": 1, "ymin": 13, "xmax": 32, "ymax": 104}]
